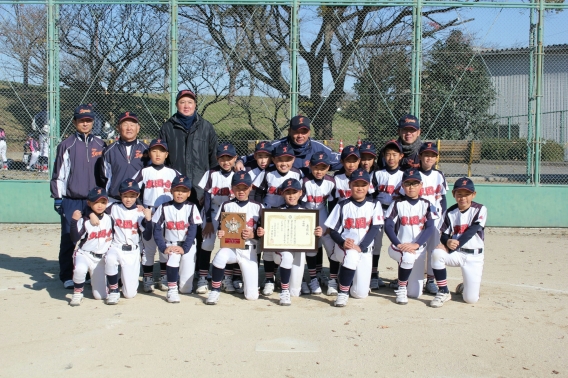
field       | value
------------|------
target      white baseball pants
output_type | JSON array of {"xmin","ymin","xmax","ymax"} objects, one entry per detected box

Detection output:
[
  {"xmin": 264, "ymin": 251, "xmax": 305, "ymax": 297},
  {"xmin": 388, "ymin": 244, "xmax": 426, "ymax": 299},
  {"xmin": 431, "ymin": 248, "xmax": 484, "ymax": 304},
  {"xmin": 0, "ymin": 140, "xmax": 7, "ymax": 164},
  {"xmin": 73, "ymin": 250, "xmax": 107, "ymax": 300},
  {"xmin": 213, "ymin": 245, "xmax": 259, "ymax": 300},
  {"xmin": 141, "ymin": 234, "xmax": 167, "ymax": 266},
  {"xmin": 105, "ymin": 244, "xmax": 140, "ymax": 299},
  {"xmin": 330, "ymin": 245, "xmax": 373, "ymax": 299},
  {"xmin": 165, "ymin": 242, "xmax": 197, "ymax": 294}
]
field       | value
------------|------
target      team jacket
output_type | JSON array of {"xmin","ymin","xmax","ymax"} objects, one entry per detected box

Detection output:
[
  {"xmin": 50, "ymin": 132, "xmax": 106, "ymax": 199},
  {"xmin": 152, "ymin": 200, "xmax": 202, "ymax": 254},
  {"xmin": 133, "ymin": 164, "xmax": 179, "ymax": 208},
  {"xmin": 70, "ymin": 212, "xmax": 113, "ymax": 254},
  {"xmin": 253, "ymin": 166, "xmax": 303, "ymax": 208},
  {"xmin": 216, "ymin": 198, "xmax": 263, "ymax": 247},
  {"xmin": 98, "ymin": 139, "xmax": 149, "ymax": 199}
]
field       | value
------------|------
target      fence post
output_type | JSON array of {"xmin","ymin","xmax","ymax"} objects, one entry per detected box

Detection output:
[
  {"xmin": 534, "ymin": 0, "xmax": 545, "ymax": 185},
  {"xmin": 289, "ymin": 0, "xmax": 299, "ymax": 118},
  {"xmin": 410, "ymin": 0, "xmax": 422, "ymax": 118},
  {"xmin": 527, "ymin": 0, "xmax": 536, "ymax": 184},
  {"xmin": 169, "ymin": 0, "xmax": 179, "ymax": 115},
  {"xmin": 47, "ymin": 0, "xmax": 60, "ymax": 172}
]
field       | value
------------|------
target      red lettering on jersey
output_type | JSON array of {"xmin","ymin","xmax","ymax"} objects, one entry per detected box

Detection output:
[
  {"xmin": 401, "ymin": 216, "xmax": 422, "ymax": 226},
  {"xmin": 123, "ymin": 220, "xmax": 133, "ymax": 229},
  {"xmin": 344, "ymin": 218, "xmax": 354, "ymax": 229},
  {"xmin": 146, "ymin": 180, "xmax": 153, "ymax": 189},
  {"xmin": 166, "ymin": 221, "xmax": 175, "ymax": 230},
  {"xmin": 175, "ymin": 221, "xmax": 186, "ymax": 230},
  {"xmin": 268, "ymin": 186, "xmax": 277, "ymax": 194},
  {"xmin": 344, "ymin": 217, "xmax": 369, "ymax": 230},
  {"xmin": 338, "ymin": 189, "xmax": 351, "ymax": 198},
  {"xmin": 307, "ymin": 195, "xmax": 323, "ymax": 203},
  {"xmin": 422, "ymin": 186, "xmax": 435, "ymax": 196},
  {"xmin": 88, "ymin": 232, "xmax": 97, "ymax": 240},
  {"xmin": 164, "ymin": 180, "xmax": 171, "ymax": 189},
  {"xmin": 247, "ymin": 218, "xmax": 255, "ymax": 227},
  {"xmin": 115, "ymin": 219, "xmax": 122, "ymax": 227},
  {"xmin": 379, "ymin": 185, "xmax": 395, "ymax": 194},
  {"xmin": 155, "ymin": 179, "xmax": 163, "ymax": 188},
  {"xmin": 453, "ymin": 225, "xmax": 469, "ymax": 234}
]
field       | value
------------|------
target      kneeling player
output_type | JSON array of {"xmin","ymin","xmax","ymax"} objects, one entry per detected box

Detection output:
[
  {"xmin": 206, "ymin": 172, "xmax": 262, "ymax": 305},
  {"xmin": 325, "ymin": 169, "xmax": 383, "ymax": 307},
  {"xmin": 152, "ymin": 175, "xmax": 202, "ymax": 303},
  {"xmin": 429, "ymin": 178, "xmax": 487, "ymax": 308},
  {"xmin": 68, "ymin": 187, "xmax": 113, "ymax": 306}
]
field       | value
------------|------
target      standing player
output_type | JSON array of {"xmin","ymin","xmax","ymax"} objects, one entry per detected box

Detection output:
[
  {"xmin": 23, "ymin": 134, "xmax": 40, "ymax": 170},
  {"xmin": 0, "ymin": 127, "xmax": 7, "ymax": 170},
  {"xmin": 132, "ymin": 139, "xmax": 180, "ymax": 293},
  {"xmin": 300, "ymin": 152, "xmax": 336, "ymax": 294},
  {"xmin": 358, "ymin": 142, "xmax": 378, "ymax": 175},
  {"xmin": 152, "ymin": 175, "xmax": 202, "ymax": 303},
  {"xmin": 325, "ymin": 169, "xmax": 383, "ymax": 307},
  {"xmin": 206, "ymin": 172, "xmax": 262, "ymax": 304},
  {"xmin": 245, "ymin": 141, "xmax": 273, "ymax": 198},
  {"xmin": 196, "ymin": 142, "xmax": 238, "ymax": 294},
  {"xmin": 429, "ymin": 178, "xmax": 487, "ymax": 308},
  {"xmin": 68, "ymin": 187, "xmax": 113, "ymax": 306},
  {"xmin": 385, "ymin": 169, "xmax": 435, "ymax": 304},
  {"xmin": 105, "ymin": 179, "xmax": 152, "ymax": 305}
]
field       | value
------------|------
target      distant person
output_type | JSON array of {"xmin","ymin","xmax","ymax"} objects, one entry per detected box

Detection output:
[
  {"xmin": 32, "ymin": 108, "xmax": 50, "ymax": 172},
  {"xmin": 23, "ymin": 133, "xmax": 40, "ymax": 170},
  {"xmin": 0, "ymin": 127, "xmax": 7, "ymax": 170}
]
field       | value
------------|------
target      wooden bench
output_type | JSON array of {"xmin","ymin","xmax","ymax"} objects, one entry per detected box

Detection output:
[{"xmin": 433, "ymin": 140, "xmax": 482, "ymax": 176}]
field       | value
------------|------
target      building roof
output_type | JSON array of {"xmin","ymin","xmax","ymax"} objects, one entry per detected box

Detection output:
[{"xmin": 476, "ymin": 44, "xmax": 568, "ymax": 55}]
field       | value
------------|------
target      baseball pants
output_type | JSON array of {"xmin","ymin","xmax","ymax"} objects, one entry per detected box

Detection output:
[
  {"xmin": 73, "ymin": 250, "xmax": 107, "ymax": 300},
  {"xmin": 265, "ymin": 251, "xmax": 305, "ymax": 297},
  {"xmin": 213, "ymin": 245, "xmax": 259, "ymax": 300},
  {"xmin": 388, "ymin": 244, "xmax": 426, "ymax": 299},
  {"xmin": 59, "ymin": 198, "xmax": 88, "ymax": 283},
  {"xmin": 425, "ymin": 228, "xmax": 441, "ymax": 278},
  {"xmin": 165, "ymin": 242, "xmax": 197, "ymax": 294},
  {"xmin": 201, "ymin": 205, "xmax": 220, "ymax": 251},
  {"xmin": 331, "ymin": 245, "xmax": 373, "ymax": 299},
  {"xmin": 141, "ymin": 234, "xmax": 167, "ymax": 266},
  {"xmin": 0, "ymin": 140, "xmax": 6, "ymax": 165},
  {"xmin": 431, "ymin": 248, "xmax": 484, "ymax": 304},
  {"xmin": 28, "ymin": 151, "xmax": 39, "ymax": 168},
  {"xmin": 105, "ymin": 244, "xmax": 140, "ymax": 299}
]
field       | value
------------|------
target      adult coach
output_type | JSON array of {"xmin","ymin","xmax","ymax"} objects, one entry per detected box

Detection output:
[
  {"xmin": 97, "ymin": 112, "xmax": 149, "ymax": 201},
  {"xmin": 50, "ymin": 105, "xmax": 106, "ymax": 288},
  {"xmin": 378, "ymin": 114, "xmax": 423, "ymax": 170},
  {"xmin": 158, "ymin": 89, "xmax": 218, "ymax": 204},
  {"xmin": 236, "ymin": 115, "xmax": 342, "ymax": 171}
]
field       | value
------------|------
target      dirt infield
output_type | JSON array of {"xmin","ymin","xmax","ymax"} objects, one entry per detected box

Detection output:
[{"xmin": 1, "ymin": 225, "xmax": 567, "ymax": 377}]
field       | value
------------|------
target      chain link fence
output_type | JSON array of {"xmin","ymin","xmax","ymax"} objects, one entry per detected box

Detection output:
[{"xmin": 0, "ymin": 2, "xmax": 566, "ymax": 184}]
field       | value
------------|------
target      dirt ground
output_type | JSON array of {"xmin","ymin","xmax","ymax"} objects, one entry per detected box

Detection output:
[{"xmin": 0, "ymin": 225, "xmax": 567, "ymax": 377}]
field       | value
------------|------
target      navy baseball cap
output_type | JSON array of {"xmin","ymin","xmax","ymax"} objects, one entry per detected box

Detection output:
[
  {"xmin": 176, "ymin": 89, "xmax": 196, "ymax": 102},
  {"xmin": 272, "ymin": 143, "xmax": 294, "ymax": 158},
  {"xmin": 402, "ymin": 169, "xmax": 422, "ymax": 183},
  {"xmin": 149, "ymin": 138, "xmax": 168, "ymax": 151},
  {"xmin": 310, "ymin": 151, "xmax": 331, "ymax": 166},
  {"xmin": 255, "ymin": 141, "xmax": 273, "ymax": 155},
  {"xmin": 383, "ymin": 139, "xmax": 403, "ymax": 153},
  {"xmin": 217, "ymin": 142, "xmax": 237, "ymax": 158},
  {"xmin": 398, "ymin": 114, "xmax": 420, "ymax": 130},
  {"xmin": 289, "ymin": 115, "xmax": 311, "ymax": 131},
  {"xmin": 119, "ymin": 178, "xmax": 140, "ymax": 195},
  {"xmin": 419, "ymin": 141, "xmax": 438, "ymax": 155},
  {"xmin": 280, "ymin": 178, "xmax": 302, "ymax": 192},
  {"xmin": 73, "ymin": 104, "xmax": 95, "ymax": 120},
  {"xmin": 359, "ymin": 141, "xmax": 377, "ymax": 157},
  {"xmin": 349, "ymin": 168, "xmax": 371, "ymax": 184},
  {"xmin": 232, "ymin": 172, "xmax": 253, "ymax": 187},
  {"xmin": 453, "ymin": 177, "xmax": 475, "ymax": 193},
  {"xmin": 88, "ymin": 186, "xmax": 108, "ymax": 202},
  {"xmin": 341, "ymin": 145, "xmax": 360, "ymax": 160},
  {"xmin": 172, "ymin": 175, "xmax": 192, "ymax": 190},
  {"xmin": 118, "ymin": 111, "xmax": 139, "ymax": 124}
]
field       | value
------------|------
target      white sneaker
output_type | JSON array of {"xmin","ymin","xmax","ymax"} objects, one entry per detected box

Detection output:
[
  {"xmin": 455, "ymin": 282, "xmax": 464, "ymax": 295},
  {"xmin": 233, "ymin": 279, "xmax": 244, "ymax": 294},
  {"xmin": 430, "ymin": 291, "xmax": 451, "ymax": 308},
  {"xmin": 395, "ymin": 286, "xmax": 408, "ymax": 305},
  {"xmin": 334, "ymin": 292, "xmax": 349, "ymax": 307},
  {"xmin": 69, "ymin": 293, "xmax": 83, "ymax": 306},
  {"xmin": 157, "ymin": 275, "xmax": 168, "ymax": 291},
  {"xmin": 262, "ymin": 282, "xmax": 274, "ymax": 296},
  {"xmin": 389, "ymin": 280, "xmax": 399, "ymax": 290},
  {"xmin": 301, "ymin": 282, "xmax": 311, "ymax": 295},
  {"xmin": 106, "ymin": 292, "xmax": 120, "ymax": 305},
  {"xmin": 143, "ymin": 276, "xmax": 155, "ymax": 293},
  {"xmin": 206, "ymin": 290, "xmax": 221, "ymax": 305},
  {"xmin": 308, "ymin": 277, "xmax": 322, "ymax": 294},
  {"xmin": 195, "ymin": 277, "xmax": 209, "ymax": 294},
  {"xmin": 223, "ymin": 276, "xmax": 235, "ymax": 293},
  {"xmin": 167, "ymin": 288, "xmax": 180, "ymax": 303},
  {"xmin": 326, "ymin": 279, "xmax": 338, "ymax": 296},
  {"xmin": 63, "ymin": 280, "xmax": 74, "ymax": 289},
  {"xmin": 279, "ymin": 289, "xmax": 291, "ymax": 306},
  {"xmin": 370, "ymin": 277, "xmax": 379, "ymax": 290},
  {"xmin": 425, "ymin": 279, "xmax": 439, "ymax": 294}
]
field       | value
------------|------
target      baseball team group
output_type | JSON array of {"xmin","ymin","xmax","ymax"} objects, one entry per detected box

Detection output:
[{"xmin": 49, "ymin": 89, "xmax": 487, "ymax": 309}]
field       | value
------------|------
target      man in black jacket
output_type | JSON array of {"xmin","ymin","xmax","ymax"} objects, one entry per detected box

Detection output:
[{"xmin": 158, "ymin": 90, "xmax": 218, "ymax": 205}]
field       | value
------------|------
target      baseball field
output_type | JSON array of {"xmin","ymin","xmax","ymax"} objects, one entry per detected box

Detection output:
[{"xmin": 0, "ymin": 225, "xmax": 566, "ymax": 377}]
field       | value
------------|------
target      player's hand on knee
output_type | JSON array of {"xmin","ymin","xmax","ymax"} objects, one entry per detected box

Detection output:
[
  {"xmin": 447, "ymin": 239, "xmax": 459, "ymax": 250},
  {"xmin": 202, "ymin": 222, "xmax": 214, "ymax": 237},
  {"xmin": 343, "ymin": 238, "xmax": 355, "ymax": 250},
  {"xmin": 164, "ymin": 246, "xmax": 174, "ymax": 255},
  {"xmin": 72, "ymin": 210, "xmax": 82, "ymax": 220},
  {"xmin": 398, "ymin": 243, "xmax": 419, "ymax": 253},
  {"xmin": 352, "ymin": 244, "xmax": 362, "ymax": 252},
  {"xmin": 241, "ymin": 228, "xmax": 254, "ymax": 240},
  {"xmin": 89, "ymin": 212, "xmax": 100, "ymax": 226},
  {"xmin": 217, "ymin": 230, "xmax": 225, "ymax": 239},
  {"xmin": 174, "ymin": 246, "xmax": 184, "ymax": 255},
  {"xmin": 435, "ymin": 243, "xmax": 449, "ymax": 252},
  {"xmin": 256, "ymin": 227, "xmax": 265, "ymax": 237},
  {"xmin": 314, "ymin": 226, "xmax": 323, "ymax": 237}
]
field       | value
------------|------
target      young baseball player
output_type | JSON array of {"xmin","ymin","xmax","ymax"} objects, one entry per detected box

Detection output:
[
  {"xmin": 358, "ymin": 141, "xmax": 378, "ymax": 175},
  {"xmin": 300, "ymin": 152, "xmax": 336, "ymax": 295},
  {"xmin": 429, "ymin": 178, "xmax": 487, "ymax": 308},
  {"xmin": 68, "ymin": 187, "xmax": 113, "ymax": 306},
  {"xmin": 152, "ymin": 175, "xmax": 202, "ymax": 303},
  {"xmin": 258, "ymin": 178, "xmax": 323, "ymax": 305},
  {"xmin": 196, "ymin": 142, "xmax": 237, "ymax": 294},
  {"xmin": 23, "ymin": 133, "xmax": 40, "ymax": 170},
  {"xmin": 205, "ymin": 172, "xmax": 263, "ymax": 305},
  {"xmin": 0, "ymin": 127, "xmax": 6, "ymax": 170},
  {"xmin": 325, "ymin": 169, "xmax": 383, "ymax": 307},
  {"xmin": 370, "ymin": 140, "xmax": 404, "ymax": 290},
  {"xmin": 132, "ymin": 139, "xmax": 180, "ymax": 293},
  {"xmin": 105, "ymin": 178, "xmax": 152, "ymax": 305},
  {"xmin": 385, "ymin": 169, "xmax": 436, "ymax": 304}
]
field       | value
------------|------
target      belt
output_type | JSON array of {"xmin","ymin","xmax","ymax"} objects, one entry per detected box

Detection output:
[
  {"xmin": 167, "ymin": 240, "xmax": 195, "ymax": 246},
  {"xmin": 122, "ymin": 244, "xmax": 136, "ymax": 251},
  {"xmin": 457, "ymin": 248, "xmax": 483, "ymax": 254},
  {"xmin": 90, "ymin": 251, "xmax": 104, "ymax": 259}
]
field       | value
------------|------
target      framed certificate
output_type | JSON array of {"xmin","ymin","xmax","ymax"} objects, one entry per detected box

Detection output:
[
  {"xmin": 260, "ymin": 209, "xmax": 319, "ymax": 253},
  {"xmin": 219, "ymin": 212, "xmax": 246, "ymax": 249}
]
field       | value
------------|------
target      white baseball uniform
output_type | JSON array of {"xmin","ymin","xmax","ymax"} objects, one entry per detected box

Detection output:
[
  {"xmin": 212, "ymin": 199, "xmax": 263, "ymax": 300},
  {"xmin": 105, "ymin": 203, "xmax": 146, "ymax": 299},
  {"xmin": 431, "ymin": 202, "xmax": 487, "ymax": 303},
  {"xmin": 244, "ymin": 160, "xmax": 264, "ymax": 201},
  {"xmin": 301, "ymin": 173, "xmax": 336, "ymax": 255},
  {"xmin": 372, "ymin": 167, "xmax": 404, "ymax": 255},
  {"xmin": 253, "ymin": 166, "xmax": 302, "ymax": 208},
  {"xmin": 152, "ymin": 200, "xmax": 203, "ymax": 293},
  {"xmin": 71, "ymin": 213, "xmax": 113, "ymax": 300},
  {"xmin": 325, "ymin": 198, "xmax": 384, "ymax": 299}
]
